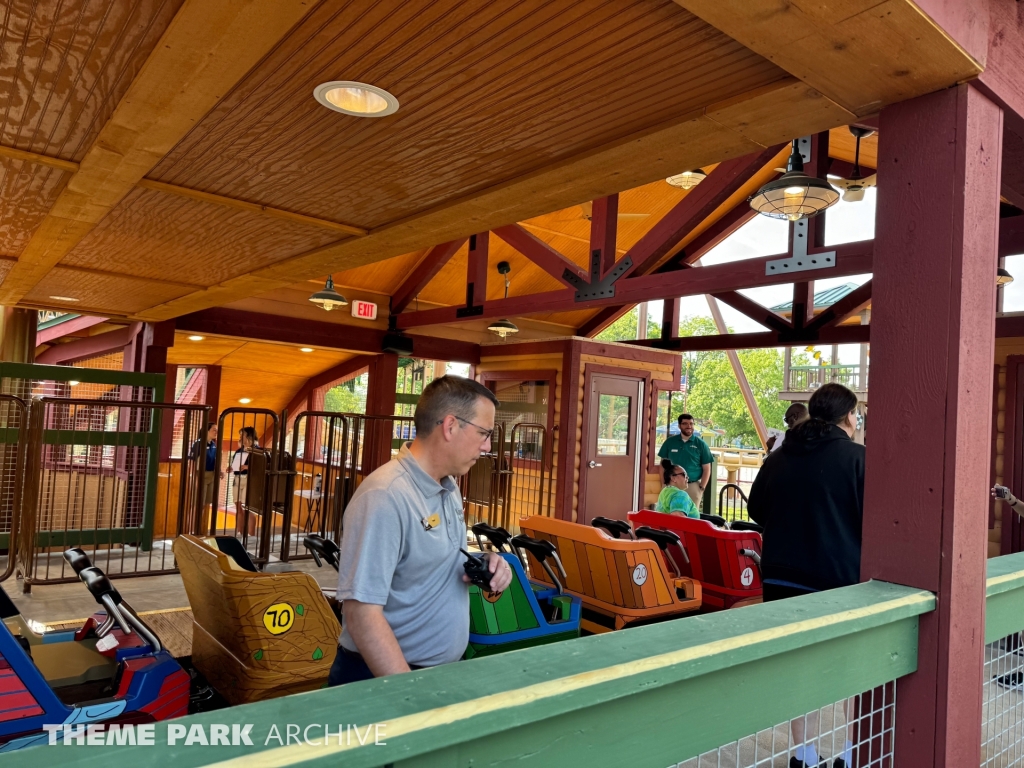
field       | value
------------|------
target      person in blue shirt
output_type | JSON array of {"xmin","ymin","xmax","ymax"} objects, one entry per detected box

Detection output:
[
  {"xmin": 189, "ymin": 423, "xmax": 221, "ymax": 524},
  {"xmin": 654, "ymin": 459, "xmax": 700, "ymax": 518},
  {"xmin": 657, "ymin": 413, "xmax": 713, "ymax": 509}
]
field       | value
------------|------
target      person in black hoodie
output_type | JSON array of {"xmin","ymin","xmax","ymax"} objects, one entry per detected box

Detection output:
[{"xmin": 747, "ymin": 382, "xmax": 863, "ymax": 768}]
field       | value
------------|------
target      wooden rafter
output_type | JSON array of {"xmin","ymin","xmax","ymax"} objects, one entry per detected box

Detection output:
[
  {"xmin": 630, "ymin": 323, "xmax": 871, "ymax": 352},
  {"xmin": 0, "ymin": 144, "xmax": 78, "ymax": 174},
  {"xmin": 0, "ymin": 0, "xmax": 317, "ymax": 306},
  {"xmin": 706, "ymin": 295, "xmax": 768, "ymax": 448},
  {"xmin": 493, "ymin": 225, "xmax": 588, "ymax": 287},
  {"xmin": 396, "ymin": 241, "xmax": 873, "ymax": 329},
  {"xmin": 390, "ymin": 240, "xmax": 466, "ymax": 315},
  {"xmin": 710, "ymin": 291, "xmax": 791, "ymax": 333}
]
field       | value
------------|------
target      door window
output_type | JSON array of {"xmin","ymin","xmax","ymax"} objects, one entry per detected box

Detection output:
[{"xmin": 597, "ymin": 394, "xmax": 631, "ymax": 456}]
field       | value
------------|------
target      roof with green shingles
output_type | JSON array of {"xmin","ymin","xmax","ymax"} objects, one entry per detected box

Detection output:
[{"xmin": 770, "ymin": 282, "xmax": 859, "ymax": 312}]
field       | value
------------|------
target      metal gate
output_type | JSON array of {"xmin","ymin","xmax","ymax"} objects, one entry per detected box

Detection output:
[
  {"xmin": 0, "ymin": 395, "xmax": 27, "ymax": 582},
  {"xmin": 13, "ymin": 397, "xmax": 209, "ymax": 586}
]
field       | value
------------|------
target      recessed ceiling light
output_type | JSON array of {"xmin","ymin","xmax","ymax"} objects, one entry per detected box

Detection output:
[
  {"xmin": 69, "ymin": 381, "xmax": 80, "ymax": 387},
  {"xmin": 314, "ymin": 81, "xmax": 399, "ymax": 117},
  {"xmin": 239, "ymin": 398, "xmax": 252, "ymax": 404},
  {"xmin": 300, "ymin": 347, "xmax": 314, "ymax": 353},
  {"xmin": 49, "ymin": 295, "xmax": 79, "ymax": 302},
  {"xmin": 188, "ymin": 335, "xmax": 204, "ymax": 341}
]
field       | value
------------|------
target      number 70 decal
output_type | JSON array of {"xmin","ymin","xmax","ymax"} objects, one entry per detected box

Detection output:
[{"xmin": 263, "ymin": 603, "xmax": 296, "ymax": 634}]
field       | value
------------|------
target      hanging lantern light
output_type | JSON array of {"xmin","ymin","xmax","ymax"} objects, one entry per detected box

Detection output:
[
  {"xmin": 488, "ymin": 261, "xmax": 519, "ymax": 339},
  {"xmin": 665, "ymin": 169, "xmax": 707, "ymax": 190},
  {"xmin": 308, "ymin": 275, "xmax": 348, "ymax": 311},
  {"xmin": 750, "ymin": 140, "xmax": 840, "ymax": 221},
  {"xmin": 998, "ymin": 267, "xmax": 1014, "ymax": 286}
]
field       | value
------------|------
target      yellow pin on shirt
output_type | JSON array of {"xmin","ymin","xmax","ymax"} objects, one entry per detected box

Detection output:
[{"xmin": 422, "ymin": 513, "xmax": 440, "ymax": 531}]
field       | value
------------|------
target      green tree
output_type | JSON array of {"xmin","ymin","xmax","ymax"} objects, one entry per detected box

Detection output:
[
  {"xmin": 686, "ymin": 347, "xmax": 788, "ymax": 446},
  {"xmin": 323, "ymin": 374, "xmax": 368, "ymax": 413},
  {"xmin": 595, "ymin": 306, "xmax": 661, "ymax": 342}
]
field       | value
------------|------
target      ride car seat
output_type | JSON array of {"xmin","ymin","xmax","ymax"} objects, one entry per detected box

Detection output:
[{"xmin": 173, "ymin": 535, "xmax": 339, "ymax": 705}]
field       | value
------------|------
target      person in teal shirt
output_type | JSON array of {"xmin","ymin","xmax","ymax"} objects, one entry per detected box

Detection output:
[
  {"xmin": 654, "ymin": 459, "xmax": 700, "ymax": 518},
  {"xmin": 657, "ymin": 413, "xmax": 713, "ymax": 508}
]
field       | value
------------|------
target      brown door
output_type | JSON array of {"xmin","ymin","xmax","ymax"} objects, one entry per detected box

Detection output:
[{"xmin": 581, "ymin": 373, "xmax": 643, "ymax": 525}]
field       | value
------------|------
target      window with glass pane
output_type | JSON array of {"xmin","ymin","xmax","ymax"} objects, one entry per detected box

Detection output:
[
  {"xmin": 492, "ymin": 380, "xmax": 550, "ymax": 459},
  {"xmin": 597, "ymin": 394, "xmax": 631, "ymax": 456}
]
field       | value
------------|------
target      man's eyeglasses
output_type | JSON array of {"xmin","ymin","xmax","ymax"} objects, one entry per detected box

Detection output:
[{"xmin": 438, "ymin": 416, "xmax": 494, "ymax": 441}]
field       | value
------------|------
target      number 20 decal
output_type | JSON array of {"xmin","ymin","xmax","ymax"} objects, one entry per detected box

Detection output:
[{"xmin": 263, "ymin": 603, "xmax": 295, "ymax": 634}]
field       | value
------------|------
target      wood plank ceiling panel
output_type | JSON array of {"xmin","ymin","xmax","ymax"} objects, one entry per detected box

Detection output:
[
  {"xmin": 0, "ymin": 0, "xmax": 186, "ymax": 254},
  {"xmin": 147, "ymin": 0, "xmax": 786, "ymax": 230},
  {"xmin": 23, "ymin": 266, "xmax": 191, "ymax": 315},
  {"xmin": 61, "ymin": 188, "xmax": 342, "ymax": 286}
]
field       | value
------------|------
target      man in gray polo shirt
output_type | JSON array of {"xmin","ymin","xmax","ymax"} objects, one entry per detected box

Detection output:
[{"xmin": 328, "ymin": 375, "xmax": 513, "ymax": 685}]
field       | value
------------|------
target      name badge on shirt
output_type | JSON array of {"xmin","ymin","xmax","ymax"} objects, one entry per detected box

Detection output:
[{"xmin": 422, "ymin": 513, "xmax": 441, "ymax": 531}]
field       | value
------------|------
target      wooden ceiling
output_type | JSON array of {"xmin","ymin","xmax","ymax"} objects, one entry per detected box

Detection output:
[{"xmin": 0, "ymin": 0, "xmax": 982, "ymax": 328}]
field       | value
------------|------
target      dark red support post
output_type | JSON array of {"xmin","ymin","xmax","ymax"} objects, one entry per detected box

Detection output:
[
  {"xmin": 204, "ymin": 365, "xmax": 222, "ymax": 427},
  {"xmin": 466, "ymin": 232, "xmax": 489, "ymax": 308},
  {"xmin": 861, "ymin": 84, "xmax": 1002, "ymax": 767},
  {"xmin": 661, "ymin": 298, "xmax": 681, "ymax": 340},
  {"xmin": 364, "ymin": 353, "xmax": 399, "ymax": 473},
  {"xmin": 589, "ymin": 195, "xmax": 618, "ymax": 277}
]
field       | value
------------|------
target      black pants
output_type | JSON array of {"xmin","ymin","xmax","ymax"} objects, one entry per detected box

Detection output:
[
  {"xmin": 763, "ymin": 582, "xmax": 818, "ymax": 602},
  {"xmin": 326, "ymin": 647, "xmax": 425, "ymax": 687}
]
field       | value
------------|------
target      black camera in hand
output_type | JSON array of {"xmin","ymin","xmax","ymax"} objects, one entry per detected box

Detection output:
[{"xmin": 460, "ymin": 549, "xmax": 492, "ymax": 589}]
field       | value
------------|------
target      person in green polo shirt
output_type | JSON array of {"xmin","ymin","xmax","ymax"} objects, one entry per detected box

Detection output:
[{"xmin": 657, "ymin": 413, "xmax": 713, "ymax": 509}]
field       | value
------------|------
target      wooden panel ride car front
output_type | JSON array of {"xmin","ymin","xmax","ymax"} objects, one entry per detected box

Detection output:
[
  {"xmin": 172, "ymin": 535, "xmax": 339, "ymax": 705},
  {"xmin": 519, "ymin": 516, "xmax": 701, "ymax": 633}
]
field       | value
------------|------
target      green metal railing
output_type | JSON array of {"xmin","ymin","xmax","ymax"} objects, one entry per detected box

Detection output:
[
  {"xmin": 12, "ymin": 580, "xmax": 933, "ymax": 766},
  {"xmin": 787, "ymin": 364, "xmax": 865, "ymax": 392}
]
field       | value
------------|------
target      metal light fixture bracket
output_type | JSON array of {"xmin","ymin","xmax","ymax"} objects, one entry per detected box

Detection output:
[{"xmin": 765, "ymin": 218, "xmax": 837, "ymax": 276}]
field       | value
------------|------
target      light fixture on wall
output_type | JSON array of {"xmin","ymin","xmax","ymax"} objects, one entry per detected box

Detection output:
[
  {"xmin": 665, "ymin": 169, "xmax": 706, "ymax": 190},
  {"xmin": 314, "ymin": 81, "xmax": 399, "ymax": 117},
  {"xmin": 309, "ymin": 275, "xmax": 348, "ymax": 312},
  {"xmin": 998, "ymin": 268, "xmax": 1015, "ymax": 286},
  {"xmin": 188, "ymin": 335, "xmax": 204, "ymax": 341},
  {"xmin": 239, "ymin": 398, "xmax": 252, "ymax": 404},
  {"xmin": 487, "ymin": 261, "xmax": 519, "ymax": 339},
  {"xmin": 750, "ymin": 139, "xmax": 839, "ymax": 221}
]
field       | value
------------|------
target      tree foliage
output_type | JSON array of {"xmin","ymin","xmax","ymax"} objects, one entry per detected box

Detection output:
[{"xmin": 323, "ymin": 374, "xmax": 368, "ymax": 414}]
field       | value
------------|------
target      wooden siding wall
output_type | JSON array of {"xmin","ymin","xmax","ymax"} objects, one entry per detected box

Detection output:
[
  {"xmin": 479, "ymin": 340, "xmax": 679, "ymax": 523},
  {"xmin": 995, "ymin": 339, "xmax": 1020, "ymax": 556}
]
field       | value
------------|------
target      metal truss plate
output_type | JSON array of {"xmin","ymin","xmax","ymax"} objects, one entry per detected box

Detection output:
[{"xmin": 765, "ymin": 251, "xmax": 835, "ymax": 276}]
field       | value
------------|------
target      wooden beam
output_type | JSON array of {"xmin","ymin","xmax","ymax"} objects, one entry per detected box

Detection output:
[
  {"xmin": 710, "ymin": 291, "xmax": 791, "ymax": 333},
  {"xmin": 0, "ymin": 0, "xmax": 317, "ymax": 305},
  {"xmin": 674, "ymin": 1, "xmax": 982, "ymax": 116},
  {"xmin": 805, "ymin": 280, "xmax": 873, "ymax": 332},
  {"xmin": 1000, "ymin": 128, "xmax": 1024, "ymax": 212},
  {"xmin": 176, "ymin": 308, "xmax": 480, "ymax": 364},
  {"xmin": 0, "ymin": 144, "xmax": 79, "ymax": 174},
  {"xmin": 576, "ymin": 198, "xmax": 760, "ymax": 337},
  {"xmin": 36, "ymin": 314, "xmax": 109, "ymax": 345},
  {"xmin": 706, "ymin": 296, "xmax": 768, "ymax": 448},
  {"xmin": 466, "ymin": 233, "xmax": 489, "ymax": 308},
  {"xmin": 589, "ymin": 195, "xmax": 619, "ymax": 277},
  {"xmin": 628, "ymin": 323, "xmax": 870, "ymax": 352},
  {"xmin": 137, "ymin": 76, "xmax": 856, "ymax": 321},
  {"xmin": 493, "ymin": 225, "xmax": 588, "ymax": 286},
  {"xmin": 860, "ymin": 84, "xmax": 999, "ymax": 768},
  {"xmin": 791, "ymin": 281, "xmax": 815, "ymax": 330},
  {"xmin": 661, "ymin": 298, "xmax": 681, "ymax": 340},
  {"xmin": 34, "ymin": 326, "xmax": 133, "ymax": 365},
  {"xmin": 136, "ymin": 179, "xmax": 367, "ymax": 237},
  {"xmin": 399, "ymin": 240, "xmax": 873, "ymax": 330},
  {"xmin": 390, "ymin": 240, "xmax": 466, "ymax": 315},
  {"xmin": 621, "ymin": 146, "xmax": 783, "ymax": 280}
]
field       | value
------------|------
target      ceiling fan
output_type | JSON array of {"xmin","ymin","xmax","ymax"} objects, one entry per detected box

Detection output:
[
  {"xmin": 578, "ymin": 200, "xmax": 650, "ymax": 221},
  {"xmin": 827, "ymin": 126, "xmax": 877, "ymax": 202}
]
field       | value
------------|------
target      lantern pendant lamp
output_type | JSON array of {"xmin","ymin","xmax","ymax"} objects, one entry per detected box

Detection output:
[
  {"xmin": 998, "ymin": 267, "xmax": 1015, "ymax": 286},
  {"xmin": 665, "ymin": 169, "xmax": 707, "ymax": 190},
  {"xmin": 750, "ymin": 139, "xmax": 840, "ymax": 221},
  {"xmin": 308, "ymin": 275, "xmax": 348, "ymax": 311},
  {"xmin": 487, "ymin": 261, "xmax": 519, "ymax": 339}
]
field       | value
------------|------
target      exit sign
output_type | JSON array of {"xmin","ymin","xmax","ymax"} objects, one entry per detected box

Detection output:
[{"xmin": 351, "ymin": 300, "xmax": 378, "ymax": 320}]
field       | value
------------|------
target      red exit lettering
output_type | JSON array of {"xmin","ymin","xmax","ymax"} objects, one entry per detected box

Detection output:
[{"xmin": 350, "ymin": 300, "xmax": 377, "ymax": 321}]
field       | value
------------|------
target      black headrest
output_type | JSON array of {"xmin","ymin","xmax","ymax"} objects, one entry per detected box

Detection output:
[
  {"xmin": 635, "ymin": 526, "xmax": 681, "ymax": 551},
  {"xmin": 303, "ymin": 535, "xmax": 340, "ymax": 569},
  {"xmin": 591, "ymin": 517, "xmax": 632, "ymax": 539},
  {"xmin": 79, "ymin": 567, "xmax": 122, "ymax": 605},
  {"xmin": 63, "ymin": 547, "xmax": 93, "ymax": 575},
  {"xmin": 472, "ymin": 523, "xmax": 512, "ymax": 552},
  {"xmin": 213, "ymin": 536, "xmax": 259, "ymax": 572},
  {"xmin": 511, "ymin": 534, "xmax": 556, "ymax": 563},
  {"xmin": 700, "ymin": 513, "xmax": 727, "ymax": 527},
  {"xmin": 729, "ymin": 520, "xmax": 764, "ymax": 534}
]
